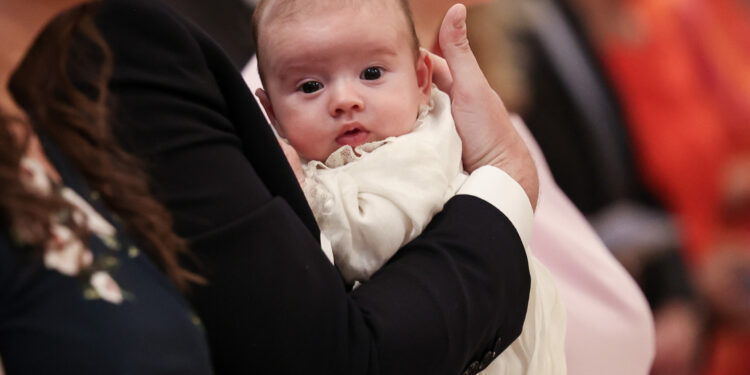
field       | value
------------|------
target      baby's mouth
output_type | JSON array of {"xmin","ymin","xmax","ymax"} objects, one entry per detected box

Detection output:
[{"xmin": 336, "ymin": 127, "xmax": 370, "ymax": 147}]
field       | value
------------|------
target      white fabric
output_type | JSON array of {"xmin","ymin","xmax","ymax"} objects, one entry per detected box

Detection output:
[
  {"xmin": 242, "ymin": 57, "xmax": 565, "ymax": 374},
  {"xmin": 483, "ymin": 254, "xmax": 567, "ymax": 375},
  {"xmin": 458, "ymin": 165, "xmax": 534, "ymax": 249},
  {"xmin": 301, "ymin": 86, "xmax": 466, "ymax": 282},
  {"xmin": 301, "ymin": 87, "xmax": 566, "ymax": 375}
]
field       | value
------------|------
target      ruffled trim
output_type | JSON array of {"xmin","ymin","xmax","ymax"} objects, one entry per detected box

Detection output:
[{"xmin": 302, "ymin": 86, "xmax": 441, "ymax": 218}]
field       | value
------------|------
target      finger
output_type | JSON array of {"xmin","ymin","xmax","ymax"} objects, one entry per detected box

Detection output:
[
  {"xmin": 276, "ymin": 136, "xmax": 293, "ymax": 154},
  {"xmin": 275, "ymin": 136, "xmax": 286, "ymax": 147},
  {"xmin": 277, "ymin": 141, "xmax": 297, "ymax": 162},
  {"xmin": 427, "ymin": 50, "xmax": 453, "ymax": 93},
  {"xmin": 438, "ymin": 4, "xmax": 486, "ymax": 91}
]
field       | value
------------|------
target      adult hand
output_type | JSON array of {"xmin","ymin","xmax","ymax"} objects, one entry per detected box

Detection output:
[{"xmin": 432, "ymin": 4, "xmax": 538, "ymax": 208}]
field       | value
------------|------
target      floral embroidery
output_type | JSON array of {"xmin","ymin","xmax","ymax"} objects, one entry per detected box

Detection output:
[{"xmin": 19, "ymin": 157, "xmax": 127, "ymax": 305}]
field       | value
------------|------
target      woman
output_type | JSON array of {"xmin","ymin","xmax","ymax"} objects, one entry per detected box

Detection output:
[
  {"xmin": 3, "ymin": 1, "xmax": 539, "ymax": 374},
  {"xmin": 0, "ymin": 1, "xmax": 211, "ymax": 373}
]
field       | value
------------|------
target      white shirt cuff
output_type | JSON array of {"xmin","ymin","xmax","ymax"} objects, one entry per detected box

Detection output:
[{"xmin": 457, "ymin": 166, "xmax": 534, "ymax": 248}]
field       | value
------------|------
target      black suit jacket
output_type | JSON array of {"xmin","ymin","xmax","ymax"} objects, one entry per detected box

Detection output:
[{"xmin": 95, "ymin": 0, "xmax": 530, "ymax": 373}]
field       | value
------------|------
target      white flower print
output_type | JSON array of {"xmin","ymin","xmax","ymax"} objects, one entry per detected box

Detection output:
[
  {"xmin": 19, "ymin": 157, "xmax": 127, "ymax": 305},
  {"xmin": 19, "ymin": 157, "xmax": 53, "ymax": 195},
  {"xmin": 43, "ymin": 225, "xmax": 93, "ymax": 276},
  {"xmin": 60, "ymin": 187, "xmax": 115, "ymax": 237},
  {"xmin": 90, "ymin": 271, "xmax": 124, "ymax": 304}
]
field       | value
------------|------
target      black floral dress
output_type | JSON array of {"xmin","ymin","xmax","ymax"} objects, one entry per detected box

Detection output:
[{"xmin": 0, "ymin": 135, "xmax": 213, "ymax": 374}]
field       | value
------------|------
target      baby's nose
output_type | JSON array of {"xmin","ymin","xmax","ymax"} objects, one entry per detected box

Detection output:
[{"xmin": 328, "ymin": 82, "xmax": 365, "ymax": 116}]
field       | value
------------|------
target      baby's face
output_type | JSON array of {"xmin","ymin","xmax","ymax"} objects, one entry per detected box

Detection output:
[{"xmin": 258, "ymin": 3, "xmax": 432, "ymax": 162}]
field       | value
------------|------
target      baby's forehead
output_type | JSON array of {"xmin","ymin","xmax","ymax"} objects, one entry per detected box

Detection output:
[
  {"xmin": 260, "ymin": 0, "xmax": 401, "ymax": 22},
  {"xmin": 257, "ymin": 0, "xmax": 410, "ymax": 46},
  {"xmin": 254, "ymin": 0, "xmax": 419, "ymax": 81}
]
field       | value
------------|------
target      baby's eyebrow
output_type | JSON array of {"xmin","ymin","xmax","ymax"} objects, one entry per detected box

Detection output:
[
  {"xmin": 270, "ymin": 43, "xmax": 400, "ymax": 78},
  {"xmin": 268, "ymin": 60, "xmax": 320, "ymax": 81},
  {"xmin": 271, "ymin": 53, "xmax": 328, "ymax": 74},
  {"xmin": 278, "ymin": 62, "xmax": 316, "ymax": 73},
  {"xmin": 361, "ymin": 45, "xmax": 399, "ymax": 58}
]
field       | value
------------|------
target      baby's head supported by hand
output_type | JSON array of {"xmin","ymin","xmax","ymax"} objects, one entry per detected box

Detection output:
[{"xmin": 253, "ymin": 0, "xmax": 434, "ymax": 162}]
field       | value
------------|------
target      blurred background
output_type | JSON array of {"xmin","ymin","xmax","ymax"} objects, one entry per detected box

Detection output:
[
  {"xmin": 164, "ymin": 0, "xmax": 750, "ymax": 373},
  {"xmin": 464, "ymin": 1, "xmax": 750, "ymax": 374}
]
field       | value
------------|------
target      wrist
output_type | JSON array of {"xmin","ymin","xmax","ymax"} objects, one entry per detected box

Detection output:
[{"xmin": 465, "ymin": 135, "xmax": 538, "ymax": 210}]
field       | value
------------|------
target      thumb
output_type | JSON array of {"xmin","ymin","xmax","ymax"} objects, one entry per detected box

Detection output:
[{"xmin": 437, "ymin": 4, "xmax": 484, "ymax": 91}]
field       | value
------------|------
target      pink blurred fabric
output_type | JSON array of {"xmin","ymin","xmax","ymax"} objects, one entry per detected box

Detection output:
[{"xmin": 513, "ymin": 117, "xmax": 655, "ymax": 375}]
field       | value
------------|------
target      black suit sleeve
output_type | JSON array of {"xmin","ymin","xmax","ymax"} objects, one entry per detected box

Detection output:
[{"xmin": 95, "ymin": 0, "xmax": 530, "ymax": 374}]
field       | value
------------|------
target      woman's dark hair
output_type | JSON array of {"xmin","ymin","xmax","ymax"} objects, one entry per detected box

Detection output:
[{"xmin": 0, "ymin": 2, "xmax": 201, "ymax": 290}]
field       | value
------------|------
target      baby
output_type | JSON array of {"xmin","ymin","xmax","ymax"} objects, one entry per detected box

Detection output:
[{"xmin": 252, "ymin": 0, "xmax": 566, "ymax": 373}]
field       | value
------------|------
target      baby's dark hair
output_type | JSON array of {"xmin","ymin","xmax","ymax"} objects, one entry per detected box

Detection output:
[{"xmin": 252, "ymin": 0, "xmax": 421, "ymax": 85}]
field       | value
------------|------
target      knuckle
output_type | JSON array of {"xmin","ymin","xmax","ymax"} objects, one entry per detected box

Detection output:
[{"xmin": 452, "ymin": 36, "xmax": 472, "ymax": 53}]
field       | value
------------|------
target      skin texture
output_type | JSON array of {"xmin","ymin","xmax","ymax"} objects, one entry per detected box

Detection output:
[{"xmin": 256, "ymin": 3, "xmax": 433, "ymax": 162}]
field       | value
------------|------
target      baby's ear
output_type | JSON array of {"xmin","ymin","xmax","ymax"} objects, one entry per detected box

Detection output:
[
  {"xmin": 416, "ymin": 48, "xmax": 434, "ymax": 100},
  {"xmin": 255, "ymin": 88, "xmax": 285, "ymax": 137}
]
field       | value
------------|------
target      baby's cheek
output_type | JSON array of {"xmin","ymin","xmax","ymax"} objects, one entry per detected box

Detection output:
[
  {"xmin": 389, "ymin": 107, "xmax": 422, "ymax": 136},
  {"xmin": 286, "ymin": 135, "xmax": 310, "ymax": 153},
  {"xmin": 288, "ymin": 137, "xmax": 325, "ymax": 162}
]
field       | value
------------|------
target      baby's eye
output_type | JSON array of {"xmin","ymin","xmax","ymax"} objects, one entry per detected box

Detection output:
[
  {"xmin": 299, "ymin": 81, "xmax": 323, "ymax": 93},
  {"xmin": 360, "ymin": 67, "xmax": 383, "ymax": 81}
]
